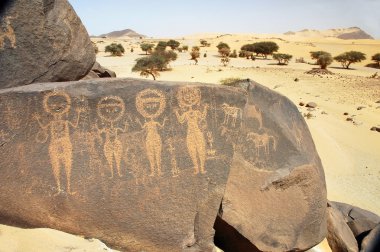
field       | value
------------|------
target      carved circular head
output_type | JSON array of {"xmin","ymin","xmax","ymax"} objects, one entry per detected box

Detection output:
[
  {"xmin": 97, "ymin": 96, "xmax": 125, "ymax": 122},
  {"xmin": 43, "ymin": 91, "xmax": 71, "ymax": 115},
  {"xmin": 177, "ymin": 87, "xmax": 201, "ymax": 108},
  {"xmin": 136, "ymin": 89, "xmax": 166, "ymax": 119}
]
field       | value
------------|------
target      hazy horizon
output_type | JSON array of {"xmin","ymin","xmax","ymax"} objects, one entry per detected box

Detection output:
[{"xmin": 69, "ymin": 0, "xmax": 380, "ymax": 39}]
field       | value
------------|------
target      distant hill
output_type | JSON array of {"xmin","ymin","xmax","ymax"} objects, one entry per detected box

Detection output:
[
  {"xmin": 98, "ymin": 29, "xmax": 146, "ymax": 38},
  {"xmin": 284, "ymin": 27, "xmax": 374, "ymax": 40}
]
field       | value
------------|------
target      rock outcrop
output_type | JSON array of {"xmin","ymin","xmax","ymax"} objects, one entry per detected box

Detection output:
[
  {"xmin": 82, "ymin": 61, "xmax": 117, "ymax": 79},
  {"xmin": 0, "ymin": 78, "xmax": 328, "ymax": 251},
  {"xmin": 217, "ymin": 80, "xmax": 327, "ymax": 251},
  {"xmin": 0, "ymin": 0, "xmax": 95, "ymax": 88}
]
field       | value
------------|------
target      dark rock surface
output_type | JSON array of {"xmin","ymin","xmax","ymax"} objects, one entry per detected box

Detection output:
[
  {"xmin": 327, "ymin": 206, "xmax": 359, "ymax": 252},
  {"xmin": 217, "ymin": 80, "xmax": 327, "ymax": 251},
  {"xmin": 0, "ymin": 78, "xmax": 246, "ymax": 251},
  {"xmin": 0, "ymin": 78, "xmax": 327, "ymax": 251},
  {"xmin": 360, "ymin": 224, "xmax": 380, "ymax": 252},
  {"xmin": 0, "ymin": 0, "xmax": 95, "ymax": 88},
  {"xmin": 82, "ymin": 61, "xmax": 117, "ymax": 79}
]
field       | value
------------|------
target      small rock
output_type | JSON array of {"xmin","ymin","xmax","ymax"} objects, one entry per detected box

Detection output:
[
  {"xmin": 377, "ymin": 128, "xmax": 380, "ymax": 133},
  {"xmin": 273, "ymin": 85, "xmax": 282, "ymax": 89},
  {"xmin": 306, "ymin": 102, "xmax": 317, "ymax": 108},
  {"xmin": 370, "ymin": 127, "xmax": 377, "ymax": 131},
  {"xmin": 357, "ymin": 106, "xmax": 366, "ymax": 110},
  {"xmin": 347, "ymin": 118, "xmax": 354, "ymax": 122},
  {"xmin": 294, "ymin": 78, "xmax": 299, "ymax": 82},
  {"xmin": 321, "ymin": 111, "xmax": 328, "ymax": 115},
  {"xmin": 344, "ymin": 112, "xmax": 349, "ymax": 116},
  {"xmin": 375, "ymin": 100, "xmax": 380, "ymax": 103},
  {"xmin": 299, "ymin": 102, "xmax": 305, "ymax": 106}
]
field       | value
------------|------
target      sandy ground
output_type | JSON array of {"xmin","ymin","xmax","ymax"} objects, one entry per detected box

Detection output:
[{"xmin": 1, "ymin": 33, "xmax": 379, "ymax": 251}]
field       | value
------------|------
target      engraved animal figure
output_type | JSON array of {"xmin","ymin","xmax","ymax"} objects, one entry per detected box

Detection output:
[
  {"xmin": 221, "ymin": 103, "xmax": 242, "ymax": 127},
  {"xmin": 136, "ymin": 89, "xmax": 167, "ymax": 177},
  {"xmin": 176, "ymin": 87, "xmax": 208, "ymax": 174},
  {"xmin": 247, "ymin": 132, "xmax": 277, "ymax": 157},
  {"xmin": 0, "ymin": 16, "xmax": 16, "ymax": 49},
  {"xmin": 97, "ymin": 96, "xmax": 128, "ymax": 178},
  {"xmin": 246, "ymin": 105, "xmax": 263, "ymax": 129},
  {"xmin": 34, "ymin": 91, "xmax": 82, "ymax": 195}
]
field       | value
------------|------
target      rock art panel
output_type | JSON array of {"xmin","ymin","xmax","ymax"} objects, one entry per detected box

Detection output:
[
  {"xmin": 218, "ymin": 80, "xmax": 327, "ymax": 252},
  {"xmin": 0, "ymin": 0, "xmax": 95, "ymax": 88},
  {"xmin": 0, "ymin": 78, "xmax": 246, "ymax": 252}
]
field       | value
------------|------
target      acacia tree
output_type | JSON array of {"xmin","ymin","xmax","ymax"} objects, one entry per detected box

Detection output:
[
  {"xmin": 273, "ymin": 53, "xmax": 292, "ymax": 65},
  {"xmin": 217, "ymin": 42, "xmax": 230, "ymax": 56},
  {"xmin": 371, "ymin": 53, "xmax": 380, "ymax": 67},
  {"xmin": 155, "ymin": 41, "xmax": 167, "ymax": 51},
  {"xmin": 190, "ymin": 46, "xmax": 200, "ymax": 64},
  {"xmin": 132, "ymin": 56, "xmax": 162, "ymax": 80},
  {"xmin": 241, "ymin": 42, "xmax": 279, "ymax": 58},
  {"xmin": 166, "ymin": 39, "xmax": 180, "ymax": 50},
  {"xmin": 334, "ymin": 51, "xmax": 366, "ymax": 69},
  {"xmin": 140, "ymin": 43, "xmax": 154, "ymax": 54},
  {"xmin": 182, "ymin": 45, "xmax": 189, "ymax": 52},
  {"xmin": 105, "ymin": 43, "xmax": 125, "ymax": 56},
  {"xmin": 310, "ymin": 51, "xmax": 333, "ymax": 69}
]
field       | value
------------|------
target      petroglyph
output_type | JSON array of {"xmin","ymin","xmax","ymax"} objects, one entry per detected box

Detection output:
[
  {"xmin": 175, "ymin": 87, "xmax": 208, "ymax": 174},
  {"xmin": 247, "ymin": 131, "xmax": 277, "ymax": 157},
  {"xmin": 166, "ymin": 138, "xmax": 179, "ymax": 177},
  {"xmin": 221, "ymin": 103, "xmax": 242, "ymax": 128},
  {"xmin": 0, "ymin": 16, "xmax": 16, "ymax": 49},
  {"xmin": 96, "ymin": 96, "xmax": 128, "ymax": 178},
  {"xmin": 206, "ymin": 131, "xmax": 216, "ymax": 157},
  {"xmin": 246, "ymin": 105, "xmax": 263, "ymax": 129},
  {"xmin": 136, "ymin": 89, "xmax": 167, "ymax": 177},
  {"xmin": 34, "ymin": 91, "xmax": 82, "ymax": 195}
]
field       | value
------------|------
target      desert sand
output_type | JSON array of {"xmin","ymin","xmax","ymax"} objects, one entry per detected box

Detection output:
[{"xmin": 93, "ymin": 32, "xmax": 380, "ymax": 216}]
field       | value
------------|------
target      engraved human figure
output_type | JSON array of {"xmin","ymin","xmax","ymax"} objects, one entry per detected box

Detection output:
[
  {"xmin": 175, "ymin": 87, "xmax": 208, "ymax": 174},
  {"xmin": 97, "ymin": 96, "xmax": 127, "ymax": 178},
  {"xmin": 0, "ymin": 16, "xmax": 16, "ymax": 49},
  {"xmin": 136, "ymin": 89, "xmax": 167, "ymax": 177},
  {"xmin": 34, "ymin": 91, "xmax": 82, "ymax": 195}
]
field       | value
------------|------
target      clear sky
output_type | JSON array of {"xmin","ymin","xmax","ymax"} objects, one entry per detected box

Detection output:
[{"xmin": 68, "ymin": 0, "xmax": 380, "ymax": 38}]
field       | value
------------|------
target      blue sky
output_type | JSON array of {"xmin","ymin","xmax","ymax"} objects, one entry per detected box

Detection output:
[{"xmin": 69, "ymin": 0, "xmax": 380, "ymax": 38}]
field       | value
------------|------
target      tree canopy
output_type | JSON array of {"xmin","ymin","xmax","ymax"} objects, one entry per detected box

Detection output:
[
  {"xmin": 140, "ymin": 43, "xmax": 154, "ymax": 54},
  {"xmin": 334, "ymin": 51, "xmax": 366, "ymax": 69},
  {"xmin": 371, "ymin": 53, "xmax": 380, "ymax": 66},
  {"xmin": 241, "ymin": 41, "xmax": 279, "ymax": 58},
  {"xmin": 105, "ymin": 43, "xmax": 125, "ymax": 56},
  {"xmin": 273, "ymin": 53, "xmax": 292, "ymax": 65},
  {"xmin": 155, "ymin": 41, "xmax": 167, "ymax": 51},
  {"xmin": 310, "ymin": 51, "xmax": 333, "ymax": 69},
  {"xmin": 166, "ymin": 39, "xmax": 180, "ymax": 50}
]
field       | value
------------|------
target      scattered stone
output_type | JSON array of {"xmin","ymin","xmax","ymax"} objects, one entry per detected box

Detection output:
[
  {"xmin": 344, "ymin": 112, "xmax": 349, "ymax": 116},
  {"xmin": 370, "ymin": 127, "xmax": 380, "ymax": 132},
  {"xmin": 327, "ymin": 206, "xmax": 359, "ymax": 252},
  {"xmin": 306, "ymin": 102, "xmax": 317, "ymax": 108},
  {"xmin": 376, "ymin": 100, "xmax": 380, "ymax": 104},
  {"xmin": 273, "ymin": 85, "xmax": 282, "ymax": 89},
  {"xmin": 321, "ymin": 111, "xmax": 328, "ymax": 115},
  {"xmin": 306, "ymin": 68, "xmax": 334, "ymax": 75},
  {"xmin": 294, "ymin": 78, "xmax": 299, "ymax": 82},
  {"xmin": 0, "ymin": 0, "xmax": 96, "ymax": 88},
  {"xmin": 347, "ymin": 118, "xmax": 354, "ymax": 122},
  {"xmin": 377, "ymin": 128, "xmax": 380, "ymax": 133},
  {"xmin": 299, "ymin": 102, "xmax": 305, "ymax": 106},
  {"xmin": 357, "ymin": 106, "xmax": 366, "ymax": 111},
  {"xmin": 82, "ymin": 62, "xmax": 117, "ymax": 79}
]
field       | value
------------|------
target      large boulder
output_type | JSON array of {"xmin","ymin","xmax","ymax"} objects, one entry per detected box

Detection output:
[
  {"xmin": 327, "ymin": 205, "xmax": 359, "ymax": 252},
  {"xmin": 0, "ymin": 0, "xmax": 95, "ymax": 89},
  {"xmin": 0, "ymin": 78, "xmax": 245, "ymax": 251},
  {"xmin": 82, "ymin": 61, "xmax": 117, "ymax": 80},
  {"xmin": 361, "ymin": 224, "xmax": 380, "ymax": 252},
  {"xmin": 0, "ymin": 78, "xmax": 327, "ymax": 251},
  {"xmin": 217, "ymin": 80, "xmax": 327, "ymax": 251}
]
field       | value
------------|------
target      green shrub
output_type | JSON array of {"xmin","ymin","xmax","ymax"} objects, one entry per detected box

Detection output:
[
  {"xmin": 190, "ymin": 46, "xmax": 200, "ymax": 64},
  {"xmin": 140, "ymin": 43, "xmax": 154, "ymax": 54},
  {"xmin": 372, "ymin": 53, "xmax": 380, "ymax": 66},
  {"xmin": 241, "ymin": 41, "xmax": 279, "ymax": 58},
  {"xmin": 273, "ymin": 53, "xmax": 292, "ymax": 65},
  {"xmin": 220, "ymin": 77, "xmax": 244, "ymax": 86},
  {"xmin": 310, "ymin": 51, "xmax": 333, "ymax": 69},
  {"xmin": 229, "ymin": 50, "xmax": 238, "ymax": 58},
  {"xmin": 105, "ymin": 43, "xmax": 125, "ymax": 56},
  {"xmin": 166, "ymin": 39, "xmax": 180, "ymax": 50}
]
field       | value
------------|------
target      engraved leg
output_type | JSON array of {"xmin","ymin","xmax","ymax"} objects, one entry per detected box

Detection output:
[
  {"xmin": 114, "ymin": 140, "xmax": 123, "ymax": 177},
  {"xmin": 104, "ymin": 142, "xmax": 114, "ymax": 178},
  {"xmin": 187, "ymin": 136, "xmax": 199, "ymax": 174},
  {"xmin": 49, "ymin": 144, "xmax": 61, "ymax": 193}
]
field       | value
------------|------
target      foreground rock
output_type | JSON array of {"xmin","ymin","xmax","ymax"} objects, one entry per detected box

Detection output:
[
  {"xmin": 327, "ymin": 201, "xmax": 380, "ymax": 252},
  {"xmin": 0, "ymin": 0, "xmax": 95, "ymax": 88},
  {"xmin": 0, "ymin": 78, "xmax": 327, "ymax": 251},
  {"xmin": 0, "ymin": 78, "xmax": 245, "ymax": 251},
  {"xmin": 215, "ymin": 80, "xmax": 327, "ymax": 251},
  {"xmin": 82, "ymin": 61, "xmax": 117, "ymax": 79}
]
